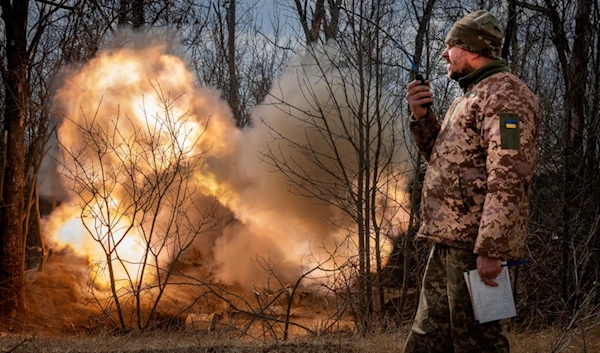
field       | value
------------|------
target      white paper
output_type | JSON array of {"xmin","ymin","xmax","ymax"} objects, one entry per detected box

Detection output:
[{"xmin": 464, "ymin": 266, "xmax": 516, "ymax": 324}]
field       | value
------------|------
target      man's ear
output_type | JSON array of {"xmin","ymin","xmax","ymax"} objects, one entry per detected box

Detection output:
[
  {"xmin": 467, "ymin": 52, "xmax": 494, "ymax": 68},
  {"xmin": 465, "ymin": 51, "xmax": 481, "ymax": 63}
]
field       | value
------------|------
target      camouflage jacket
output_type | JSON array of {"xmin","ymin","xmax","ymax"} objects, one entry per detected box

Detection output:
[{"xmin": 410, "ymin": 61, "xmax": 540, "ymax": 260}]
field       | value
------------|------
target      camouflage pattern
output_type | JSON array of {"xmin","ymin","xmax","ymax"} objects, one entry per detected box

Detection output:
[
  {"xmin": 445, "ymin": 10, "xmax": 504, "ymax": 59},
  {"xmin": 404, "ymin": 244, "xmax": 509, "ymax": 353},
  {"xmin": 409, "ymin": 61, "xmax": 540, "ymax": 260}
]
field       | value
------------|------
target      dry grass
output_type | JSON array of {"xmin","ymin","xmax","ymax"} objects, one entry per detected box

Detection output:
[
  {"xmin": 7, "ymin": 255, "xmax": 598, "ymax": 352},
  {"xmin": 508, "ymin": 326, "xmax": 600, "ymax": 353},
  {"xmin": 1, "ymin": 325, "xmax": 599, "ymax": 353}
]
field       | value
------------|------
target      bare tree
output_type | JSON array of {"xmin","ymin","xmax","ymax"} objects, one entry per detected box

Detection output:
[
  {"xmin": 186, "ymin": 0, "xmax": 281, "ymax": 128},
  {"xmin": 132, "ymin": 0, "xmax": 144, "ymax": 28},
  {"xmin": 225, "ymin": 0, "xmax": 242, "ymax": 127},
  {"xmin": 57, "ymin": 88, "xmax": 228, "ymax": 330},
  {"xmin": 23, "ymin": 0, "xmax": 120, "ymax": 273},
  {"xmin": 0, "ymin": 0, "xmax": 29, "ymax": 318},
  {"xmin": 514, "ymin": 0, "xmax": 596, "ymax": 319},
  {"xmin": 255, "ymin": 0, "xmax": 418, "ymax": 331}
]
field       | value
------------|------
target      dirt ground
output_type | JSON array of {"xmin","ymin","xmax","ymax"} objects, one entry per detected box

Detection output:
[{"xmin": 1, "ymin": 327, "xmax": 600, "ymax": 353}]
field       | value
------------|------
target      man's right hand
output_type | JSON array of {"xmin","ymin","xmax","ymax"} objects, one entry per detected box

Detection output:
[
  {"xmin": 477, "ymin": 255, "xmax": 502, "ymax": 287},
  {"xmin": 406, "ymin": 80, "xmax": 433, "ymax": 120}
]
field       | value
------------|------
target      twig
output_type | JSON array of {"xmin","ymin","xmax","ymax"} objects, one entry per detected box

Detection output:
[
  {"xmin": 4, "ymin": 337, "xmax": 31, "ymax": 353},
  {"xmin": 35, "ymin": 0, "xmax": 74, "ymax": 10}
]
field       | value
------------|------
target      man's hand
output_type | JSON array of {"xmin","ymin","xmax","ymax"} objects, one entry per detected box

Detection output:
[
  {"xmin": 477, "ymin": 255, "xmax": 502, "ymax": 287},
  {"xmin": 406, "ymin": 80, "xmax": 433, "ymax": 120}
]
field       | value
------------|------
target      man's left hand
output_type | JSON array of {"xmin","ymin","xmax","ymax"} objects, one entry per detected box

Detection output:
[{"xmin": 477, "ymin": 255, "xmax": 502, "ymax": 287}]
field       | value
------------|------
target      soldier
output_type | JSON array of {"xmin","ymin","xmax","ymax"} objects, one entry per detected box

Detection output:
[{"xmin": 404, "ymin": 10, "xmax": 540, "ymax": 353}]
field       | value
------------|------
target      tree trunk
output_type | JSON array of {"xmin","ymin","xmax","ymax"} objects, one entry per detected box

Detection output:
[
  {"xmin": 501, "ymin": 0, "xmax": 517, "ymax": 67},
  {"xmin": 541, "ymin": 0, "xmax": 591, "ymax": 307},
  {"xmin": 294, "ymin": 0, "xmax": 325, "ymax": 44},
  {"xmin": 0, "ymin": 0, "xmax": 29, "ymax": 318},
  {"xmin": 399, "ymin": 0, "xmax": 436, "ymax": 318},
  {"xmin": 119, "ymin": 0, "xmax": 131, "ymax": 27},
  {"xmin": 324, "ymin": 0, "xmax": 341, "ymax": 40},
  {"xmin": 132, "ymin": 0, "xmax": 144, "ymax": 29},
  {"xmin": 412, "ymin": 0, "xmax": 436, "ymax": 77},
  {"xmin": 226, "ymin": 0, "xmax": 242, "ymax": 127},
  {"xmin": 563, "ymin": 0, "xmax": 590, "ymax": 310}
]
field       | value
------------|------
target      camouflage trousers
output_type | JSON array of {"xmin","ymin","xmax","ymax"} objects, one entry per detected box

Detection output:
[{"xmin": 403, "ymin": 243, "xmax": 509, "ymax": 353}]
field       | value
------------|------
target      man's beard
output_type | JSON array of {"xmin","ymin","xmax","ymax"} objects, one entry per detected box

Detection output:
[{"xmin": 448, "ymin": 62, "xmax": 475, "ymax": 81}]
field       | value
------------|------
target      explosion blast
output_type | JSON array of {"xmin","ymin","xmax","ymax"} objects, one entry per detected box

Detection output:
[{"xmin": 41, "ymin": 36, "xmax": 414, "ymax": 299}]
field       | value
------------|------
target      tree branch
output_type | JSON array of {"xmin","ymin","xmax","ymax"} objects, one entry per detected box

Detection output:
[
  {"xmin": 35, "ymin": 0, "xmax": 74, "ymax": 10},
  {"xmin": 514, "ymin": 0, "xmax": 550, "ymax": 14}
]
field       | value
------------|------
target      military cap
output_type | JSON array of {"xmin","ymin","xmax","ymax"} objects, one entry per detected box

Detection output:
[{"xmin": 445, "ymin": 10, "xmax": 504, "ymax": 59}]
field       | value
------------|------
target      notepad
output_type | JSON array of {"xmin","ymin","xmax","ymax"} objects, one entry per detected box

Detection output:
[{"xmin": 463, "ymin": 265, "xmax": 517, "ymax": 324}]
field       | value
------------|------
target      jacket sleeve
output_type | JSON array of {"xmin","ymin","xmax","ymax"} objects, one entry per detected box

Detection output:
[
  {"xmin": 409, "ymin": 110, "xmax": 441, "ymax": 162},
  {"xmin": 473, "ymin": 88, "xmax": 540, "ymax": 260}
]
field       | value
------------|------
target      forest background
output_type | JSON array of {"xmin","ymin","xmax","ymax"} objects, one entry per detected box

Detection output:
[{"xmin": 0, "ymin": 0, "xmax": 599, "ymax": 352}]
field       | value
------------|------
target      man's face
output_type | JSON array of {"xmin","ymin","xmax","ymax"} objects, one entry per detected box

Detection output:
[{"xmin": 442, "ymin": 45, "xmax": 475, "ymax": 81}]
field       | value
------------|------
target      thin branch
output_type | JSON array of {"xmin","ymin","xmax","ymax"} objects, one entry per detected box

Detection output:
[
  {"xmin": 34, "ymin": 0, "xmax": 74, "ymax": 10},
  {"xmin": 5, "ymin": 338, "xmax": 32, "ymax": 353},
  {"xmin": 515, "ymin": 0, "xmax": 550, "ymax": 14}
]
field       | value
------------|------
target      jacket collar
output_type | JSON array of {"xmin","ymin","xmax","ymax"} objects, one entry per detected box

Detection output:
[{"xmin": 458, "ymin": 60, "xmax": 510, "ymax": 93}]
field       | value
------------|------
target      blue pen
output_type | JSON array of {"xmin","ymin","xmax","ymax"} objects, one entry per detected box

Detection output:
[{"xmin": 502, "ymin": 259, "xmax": 531, "ymax": 267}]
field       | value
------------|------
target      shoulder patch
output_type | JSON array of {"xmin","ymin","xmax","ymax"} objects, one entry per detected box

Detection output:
[{"xmin": 499, "ymin": 112, "xmax": 520, "ymax": 150}]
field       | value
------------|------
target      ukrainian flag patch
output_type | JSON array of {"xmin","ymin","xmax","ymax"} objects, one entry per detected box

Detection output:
[
  {"xmin": 499, "ymin": 113, "xmax": 520, "ymax": 150},
  {"xmin": 505, "ymin": 120, "xmax": 517, "ymax": 129}
]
